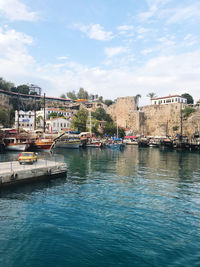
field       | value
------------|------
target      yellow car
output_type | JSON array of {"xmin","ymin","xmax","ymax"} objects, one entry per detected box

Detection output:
[{"xmin": 18, "ymin": 152, "xmax": 38, "ymax": 165}]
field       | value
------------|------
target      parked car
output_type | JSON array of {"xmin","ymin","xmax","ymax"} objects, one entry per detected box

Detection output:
[{"xmin": 18, "ymin": 152, "xmax": 38, "ymax": 164}]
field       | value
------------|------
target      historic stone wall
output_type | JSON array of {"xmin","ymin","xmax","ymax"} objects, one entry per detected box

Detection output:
[
  {"xmin": 107, "ymin": 97, "xmax": 137, "ymax": 128},
  {"xmin": 107, "ymin": 97, "xmax": 200, "ymax": 137}
]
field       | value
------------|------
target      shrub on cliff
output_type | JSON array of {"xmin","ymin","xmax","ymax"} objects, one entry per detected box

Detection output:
[{"xmin": 182, "ymin": 106, "xmax": 195, "ymax": 118}]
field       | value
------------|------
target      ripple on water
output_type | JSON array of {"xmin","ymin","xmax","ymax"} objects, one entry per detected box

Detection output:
[{"xmin": 1, "ymin": 147, "xmax": 200, "ymax": 266}]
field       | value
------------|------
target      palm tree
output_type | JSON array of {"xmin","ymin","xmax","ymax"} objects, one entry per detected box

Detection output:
[
  {"xmin": 147, "ymin": 92, "xmax": 157, "ymax": 99},
  {"xmin": 134, "ymin": 94, "xmax": 141, "ymax": 109}
]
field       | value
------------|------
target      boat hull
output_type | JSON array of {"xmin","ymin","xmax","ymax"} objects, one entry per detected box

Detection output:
[
  {"xmin": 54, "ymin": 142, "xmax": 80, "ymax": 149},
  {"xmin": 5, "ymin": 143, "xmax": 29, "ymax": 151}
]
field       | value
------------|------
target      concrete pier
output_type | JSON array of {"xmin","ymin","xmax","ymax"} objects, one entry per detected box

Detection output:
[{"xmin": 0, "ymin": 159, "xmax": 67, "ymax": 187}]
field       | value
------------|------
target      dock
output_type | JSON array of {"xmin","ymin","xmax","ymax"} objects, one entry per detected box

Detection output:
[{"xmin": 0, "ymin": 159, "xmax": 67, "ymax": 187}]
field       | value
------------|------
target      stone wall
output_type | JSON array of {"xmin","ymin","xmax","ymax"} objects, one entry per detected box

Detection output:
[
  {"xmin": 107, "ymin": 97, "xmax": 137, "ymax": 128},
  {"xmin": 107, "ymin": 97, "xmax": 200, "ymax": 137}
]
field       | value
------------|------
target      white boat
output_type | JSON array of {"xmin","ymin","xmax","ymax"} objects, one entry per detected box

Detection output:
[{"xmin": 5, "ymin": 137, "xmax": 29, "ymax": 151}]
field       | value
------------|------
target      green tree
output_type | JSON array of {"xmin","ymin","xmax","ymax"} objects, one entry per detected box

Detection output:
[
  {"xmin": 71, "ymin": 108, "xmax": 88, "ymax": 132},
  {"xmin": 0, "ymin": 77, "xmax": 14, "ymax": 91},
  {"xmin": 104, "ymin": 99, "xmax": 113, "ymax": 106},
  {"xmin": 17, "ymin": 84, "xmax": 30, "ymax": 95},
  {"xmin": 181, "ymin": 93, "xmax": 194, "ymax": 104},
  {"xmin": 0, "ymin": 109, "xmax": 9, "ymax": 127},
  {"xmin": 60, "ymin": 93, "xmax": 66, "ymax": 99},
  {"xmin": 67, "ymin": 90, "xmax": 77, "ymax": 100},
  {"xmin": 92, "ymin": 108, "xmax": 112, "ymax": 122},
  {"xmin": 147, "ymin": 92, "xmax": 157, "ymax": 99},
  {"xmin": 77, "ymin": 88, "xmax": 89, "ymax": 99}
]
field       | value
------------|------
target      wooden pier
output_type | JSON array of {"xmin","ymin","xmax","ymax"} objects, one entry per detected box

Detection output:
[{"xmin": 0, "ymin": 159, "xmax": 67, "ymax": 187}]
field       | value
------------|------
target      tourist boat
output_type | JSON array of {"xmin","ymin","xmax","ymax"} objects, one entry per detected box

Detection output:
[
  {"xmin": 138, "ymin": 137, "xmax": 149, "ymax": 147},
  {"xmin": 32, "ymin": 138, "xmax": 53, "ymax": 151},
  {"xmin": 86, "ymin": 140, "xmax": 102, "ymax": 148},
  {"xmin": 160, "ymin": 138, "xmax": 173, "ymax": 148},
  {"xmin": 53, "ymin": 135, "xmax": 81, "ymax": 149},
  {"xmin": 4, "ymin": 137, "xmax": 30, "ymax": 151},
  {"xmin": 106, "ymin": 142, "xmax": 124, "ymax": 149},
  {"xmin": 149, "ymin": 138, "xmax": 160, "ymax": 147},
  {"xmin": 124, "ymin": 136, "xmax": 138, "ymax": 145}
]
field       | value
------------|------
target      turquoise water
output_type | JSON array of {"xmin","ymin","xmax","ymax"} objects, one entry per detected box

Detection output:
[{"xmin": 0, "ymin": 147, "xmax": 200, "ymax": 267}]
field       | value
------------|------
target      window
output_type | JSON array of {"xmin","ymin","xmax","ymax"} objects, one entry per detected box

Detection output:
[
  {"xmin": 172, "ymin": 99, "xmax": 174, "ymax": 102},
  {"xmin": 64, "ymin": 123, "xmax": 66, "ymax": 127},
  {"xmin": 175, "ymin": 98, "xmax": 177, "ymax": 102},
  {"xmin": 61, "ymin": 123, "xmax": 63, "ymax": 127},
  {"xmin": 22, "ymin": 115, "xmax": 24, "ymax": 118},
  {"xmin": 164, "ymin": 100, "xmax": 165, "ymax": 103},
  {"xmin": 29, "ymin": 115, "xmax": 31, "ymax": 118},
  {"xmin": 53, "ymin": 122, "xmax": 55, "ymax": 127},
  {"xmin": 27, "ymin": 124, "xmax": 29, "ymax": 126},
  {"xmin": 154, "ymin": 101, "xmax": 157, "ymax": 104}
]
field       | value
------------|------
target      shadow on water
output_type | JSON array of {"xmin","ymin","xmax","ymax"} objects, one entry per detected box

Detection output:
[{"xmin": 0, "ymin": 176, "xmax": 68, "ymax": 199}]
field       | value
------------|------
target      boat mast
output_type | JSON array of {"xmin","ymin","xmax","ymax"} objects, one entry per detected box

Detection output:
[
  {"xmin": 17, "ymin": 91, "xmax": 19, "ymax": 134},
  {"xmin": 89, "ymin": 111, "xmax": 92, "ymax": 137},
  {"xmin": 117, "ymin": 121, "xmax": 118, "ymax": 139},
  {"xmin": 43, "ymin": 93, "xmax": 46, "ymax": 133}
]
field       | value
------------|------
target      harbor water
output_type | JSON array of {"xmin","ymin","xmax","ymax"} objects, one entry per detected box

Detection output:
[{"xmin": 0, "ymin": 146, "xmax": 200, "ymax": 266}]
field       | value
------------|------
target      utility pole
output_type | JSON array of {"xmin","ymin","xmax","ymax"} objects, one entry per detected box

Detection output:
[
  {"xmin": 17, "ymin": 91, "xmax": 20, "ymax": 134},
  {"xmin": 34, "ymin": 97, "xmax": 36, "ymax": 130},
  {"xmin": 180, "ymin": 102, "xmax": 183, "ymax": 142},
  {"xmin": 43, "ymin": 93, "xmax": 46, "ymax": 133}
]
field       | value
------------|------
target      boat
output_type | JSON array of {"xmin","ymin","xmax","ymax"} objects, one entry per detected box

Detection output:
[
  {"xmin": 106, "ymin": 142, "xmax": 124, "ymax": 149},
  {"xmin": 149, "ymin": 138, "xmax": 160, "ymax": 147},
  {"xmin": 4, "ymin": 137, "xmax": 30, "ymax": 151},
  {"xmin": 32, "ymin": 138, "xmax": 53, "ymax": 151},
  {"xmin": 53, "ymin": 135, "xmax": 81, "ymax": 149},
  {"xmin": 86, "ymin": 140, "xmax": 102, "ymax": 148},
  {"xmin": 124, "ymin": 136, "xmax": 138, "ymax": 145}
]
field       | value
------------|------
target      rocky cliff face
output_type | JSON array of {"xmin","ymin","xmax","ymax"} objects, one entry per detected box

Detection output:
[{"xmin": 107, "ymin": 97, "xmax": 200, "ymax": 137}]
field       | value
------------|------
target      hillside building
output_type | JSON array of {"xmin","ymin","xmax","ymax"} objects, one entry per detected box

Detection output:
[{"xmin": 151, "ymin": 95, "xmax": 187, "ymax": 105}]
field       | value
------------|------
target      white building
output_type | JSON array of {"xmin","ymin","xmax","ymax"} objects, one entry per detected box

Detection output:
[
  {"xmin": 151, "ymin": 95, "xmax": 187, "ymax": 105},
  {"xmin": 37, "ymin": 108, "xmax": 72, "ymax": 121},
  {"xmin": 15, "ymin": 110, "xmax": 35, "ymax": 131},
  {"xmin": 46, "ymin": 118, "xmax": 71, "ymax": 133}
]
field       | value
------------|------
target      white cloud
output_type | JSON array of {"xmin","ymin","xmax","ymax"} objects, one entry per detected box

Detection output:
[
  {"xmin": 0, "ymin": 26, "xmax": 200, "ymax": 106},
  {"xmin": 117, "ymin": 25, "xmax": 134, "ymax": 35},
  {"xmin": 165, "ymin": 4, "xmax": 200, "ymax": 24},
  {"xmin": 57, "ymin": 56, "xmax": 68, "ymax": 60},
  {"xmin": 141, "ymin": 48, "xmax": 153, "ymax": 55},
  {"xmin": 104, "ymin": 46, "xmax": 128, "ymax": 58},
  {"xmin": 72, "ymin": 23, "xmax": 114, "ymax": 41},
  {"xmin": 0, "ymin": 0, "xmax": 37, "ymax": 21}
]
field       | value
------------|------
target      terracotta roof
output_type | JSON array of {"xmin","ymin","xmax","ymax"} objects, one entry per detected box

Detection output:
[{"xmin": 151, "ymin": 95, "xmax": 186, "ymax": 100}]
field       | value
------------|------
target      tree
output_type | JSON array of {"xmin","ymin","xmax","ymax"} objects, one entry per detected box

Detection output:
[
  {"xmin": 0, "ymin": 109, "xmax": 9, "ymax": 127},
  {"xmin": 134, "ymin": 94, "xmax": 141, "ymax": 109},
  {"xmin": 71, "ymin": 109, "xmax": 88, "ymax": 132},
  {"xmin": 104, "ymin": 99, "xmax": 113, "ymax": 106},
  {"xmin": 0, "ymin": 77, "xmax": 14, "ymax": 91},
  {"xmin": 67, "ymin": 90, "xmax": 77, "ymax": 100},
  {"xmin": 17, "ymin": 85, "xmax": 30, "ymax": 95},
  {"xmin": 92, "ymin": 108, "xmax": 112, "ymax": 122},
  {"xmin": 77, "ymin": 88, "xmax": 88, "ymax": 99},
  {"xmin": 147, "ymin": 92, "xmax": 157, "ymax": 99},
  {"xmin": 60, "ymin": 93, "xmax": 66, "ymax": 99},
  {"xmin": 181, "ymin": 93, "xmax": 194, "ymax": 104}
]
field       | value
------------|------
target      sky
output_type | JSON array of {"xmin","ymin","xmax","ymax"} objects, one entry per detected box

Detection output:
[{"xmin": 0, "ymin": 0, "xmax": 200, "ymax": 105}]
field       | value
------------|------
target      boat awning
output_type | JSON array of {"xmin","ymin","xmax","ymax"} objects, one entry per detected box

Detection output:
[{"xmin": 125, "ymin": 136, "xmax": 136, "ymax": 139}]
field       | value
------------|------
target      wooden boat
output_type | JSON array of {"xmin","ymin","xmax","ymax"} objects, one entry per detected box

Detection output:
[
  {"xmin": 86, "ymin": 140, "xmax": 102, "ymax": 148},
  {"xmin": 32, "ymin": 138, "xmax": 53, "ymax": 151},
  {"xmin": 4, "ymin": 137, "xmax": 29, "ymax": 151}
]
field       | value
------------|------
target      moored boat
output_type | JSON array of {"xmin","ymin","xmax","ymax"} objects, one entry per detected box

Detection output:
[
  {"xmin": 32, "ymin": 138, "xmax": 53, "ymax": 151},
  {"xmin": 4, "ymin": 137, "xmax": 30, "ymax": 151}
]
